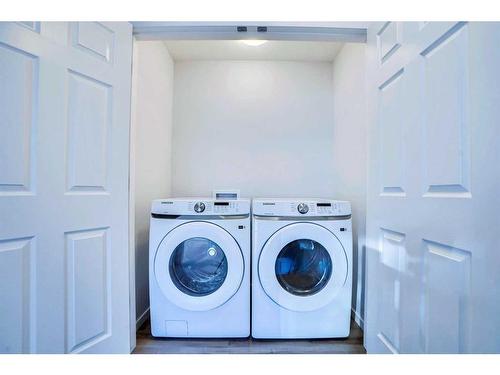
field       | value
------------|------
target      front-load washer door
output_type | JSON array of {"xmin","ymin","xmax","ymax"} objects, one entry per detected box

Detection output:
[
  {"xmin": 258, "ymin": 222, "xmax": 348, "ymax": 312},
  {"xmin": 154, "ymin": 221, "xmax": 244, "ymax": 311}
]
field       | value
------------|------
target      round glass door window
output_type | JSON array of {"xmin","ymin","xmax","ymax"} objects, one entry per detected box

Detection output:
[
  {"xmin": 275, "ymin": 239, "xmax": 332, "ymax": 296},
  {"xmin": 169, "ymin": 237, "xmax": 228, "ymax": 296}
]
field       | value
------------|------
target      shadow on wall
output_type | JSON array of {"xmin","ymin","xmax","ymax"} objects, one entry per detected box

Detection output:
[
  {"xmin": 135, "ymin": 226, "xmax": 150, "ymax": 327},
  {"xmin": 351, "ymin": 230, "xmax": 366, "ymax": 329}
]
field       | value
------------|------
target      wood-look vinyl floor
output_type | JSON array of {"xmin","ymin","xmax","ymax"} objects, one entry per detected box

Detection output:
[{"xmin": 133, "ymin": 319, "xmax": 366, "ymax": 354}]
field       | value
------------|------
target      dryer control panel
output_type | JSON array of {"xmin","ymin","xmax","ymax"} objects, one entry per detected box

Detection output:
[
  {"xmin": 151, "ymin": 198, "xmax": 250, "ymax": 216},
  {"xmin": 252, "ymin": 198, "xmax": 351, "ymax": 217}
]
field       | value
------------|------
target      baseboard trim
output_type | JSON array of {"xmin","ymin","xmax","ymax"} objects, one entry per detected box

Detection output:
[
  {"xmin": 351, "ymin": 307, "xmax": 364, "ymax": 331},
  {"xmin": 136, "ymin": 307, "xmax": 150, "ymax": 331}
]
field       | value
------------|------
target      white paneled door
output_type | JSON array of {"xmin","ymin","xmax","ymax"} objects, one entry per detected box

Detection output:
[
  {"xmin": 0, "ymin": 22, "xmax": 133, "ymax": 353},
  {"xmin": 364, "ymin": 22, "xmax": 500, "ymax": 353}
]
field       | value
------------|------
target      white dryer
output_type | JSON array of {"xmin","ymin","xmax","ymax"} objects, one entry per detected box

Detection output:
[
  {"xmin": 149, "ymin": 198, "xmax": 250, "ymax": 338},
  {"xmin": 252, "ymin": 198, "xmax": 352, "ymax": 339}
]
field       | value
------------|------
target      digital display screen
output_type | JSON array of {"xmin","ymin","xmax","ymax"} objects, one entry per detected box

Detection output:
[
  {"xmin": 214, "ymin": 202, "xmax": 230, "ymax": 206},
  {"xmin": 317, "ymin": 203, "xmax": 331, "ymax": 207}
]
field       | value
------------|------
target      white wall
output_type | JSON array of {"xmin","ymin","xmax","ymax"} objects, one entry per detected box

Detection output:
[
  {"xmin": 171, "ymin": 61, "xmax": 335, "ymax": 198},
  {"xmin": 331, "ymin": 44, "xmax": 367, "ymax": 328},
  {"xmin": 131, "ymin": 41, "xmax": 174, "ymax": 327}
]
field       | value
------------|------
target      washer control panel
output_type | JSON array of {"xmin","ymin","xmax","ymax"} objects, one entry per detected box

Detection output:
[
  {"xmin": 212, "ymin": 200, "xmax": 240, "ymax": 214},
  {"xmin": 151, "ymin": 198, "xmax": 250, "ymax": 216},
  {"xmin": 253, "ymin": 199, "xmax": 351, "ymax": 217}
]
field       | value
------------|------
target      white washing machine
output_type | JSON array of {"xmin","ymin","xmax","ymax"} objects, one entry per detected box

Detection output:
[
  {"xmin": 252, "ymin": 198, "xmax": 352, "ymax": 339},
  {"xmin": 149, "ymin": 198, "xmax": 250, "ymax": 337}
]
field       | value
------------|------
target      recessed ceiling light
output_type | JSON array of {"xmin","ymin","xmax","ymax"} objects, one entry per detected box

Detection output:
[{"xmin": 241, "ymin": 40, "xmax": 268, "ymax": 47}]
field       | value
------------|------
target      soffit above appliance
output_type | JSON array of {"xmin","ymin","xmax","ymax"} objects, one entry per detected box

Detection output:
[{"xmin": 162, "ymin": 39, "xmax": 344, "ymax": 62}]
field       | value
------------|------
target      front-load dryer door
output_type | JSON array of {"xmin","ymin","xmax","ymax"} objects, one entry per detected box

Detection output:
[
  {"xmin": 154, "ymin": 221, "xmax": 244, "ymax": 311},
  {"xmin": 258, "ymin": 222, "xmax": 348, "ymax": 312}
]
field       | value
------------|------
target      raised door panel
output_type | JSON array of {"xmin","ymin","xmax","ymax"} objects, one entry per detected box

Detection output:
[
  {"xmin": 66, "ymin": 70, "xmax": 112, "ymax": 193},
  {"xmin": 65, "ymin": 228, "xmax": 110, "ymax": 353},
  {"xmin": 71, "ymin": 22, "xmax": 115, "ymax": 63},
  {"xmin": 17, "ymin": 22, "xmax": 40, "ymax": 33},
  {"xmin": 377, "ymin": 229, "xmax": 406, "ymax": 353},
  {"xmin": 378, "ymin": 69, "xmax": 406, "ymax": 196},
  {"xmin": 0, "ymin": 237, "xmax": 35, "ymax": 353},
  {"xmin": 420, "ymin": 23, "xmax": 470, "ymax": 197},
  {"xmin": 377, "ymin": 22, "xmax": 402, "ymax": 64},
  {"xmin": 0, "ymin": 43, "xmax": 38, "ymax": 195},
  {"xmin": 421, "ymin": 240, "xmax": 471, "ymax": 353}
]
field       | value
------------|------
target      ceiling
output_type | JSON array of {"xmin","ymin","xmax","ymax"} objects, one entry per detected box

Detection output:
[{"xmin": 162, "ymin": 40, "xmax": 344, "ymax": 62}]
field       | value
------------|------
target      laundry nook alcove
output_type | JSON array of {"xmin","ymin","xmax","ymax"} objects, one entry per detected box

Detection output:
[{"xmin": 130, "ymin": 27, "xmax": 367, "ymax": 353}]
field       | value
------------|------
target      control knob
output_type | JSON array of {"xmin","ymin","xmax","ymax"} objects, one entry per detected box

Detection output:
[
  {"xmin": 194, "ymin": 202, "xmax": 206, "ymax": 213},
  {"xmin": 297, "ymin": 203, "xmax": 309, "ymax": 214}
]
